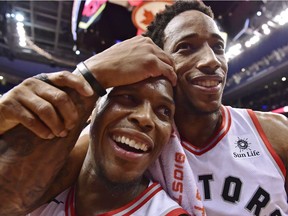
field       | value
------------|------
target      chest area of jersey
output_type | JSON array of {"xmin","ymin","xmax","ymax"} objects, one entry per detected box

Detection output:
[{"xmin": 186, "ymin": 134, "xmax": 286, "ymax": 215}]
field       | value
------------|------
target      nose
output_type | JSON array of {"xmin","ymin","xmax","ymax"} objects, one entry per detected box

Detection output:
[
  {"xmin": 128, "ymin": 102, "xmax": 155, "ymax": 132},
  {"xmin": 196, "ymin": 43, "xmax": 221, "ymax": 74}
]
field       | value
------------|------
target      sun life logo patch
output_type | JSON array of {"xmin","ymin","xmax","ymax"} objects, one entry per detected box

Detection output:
[
  {"xmin": 233, "ymin": 137, "xmax": 260, "ymax": 158},
  {"xmin": 235, "ymin": 137, "xmax": 251, "ymax": 152}
]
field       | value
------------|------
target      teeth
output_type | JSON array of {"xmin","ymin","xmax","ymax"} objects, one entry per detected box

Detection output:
[
  {"xmin": 195, "ymin": 80, "xmax": 219, "ymax": 87},
  {"xmin": 112, "ymin": 135, "xmax": 148, "ymax": 152}
]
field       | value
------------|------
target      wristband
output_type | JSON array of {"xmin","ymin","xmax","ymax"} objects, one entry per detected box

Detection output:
[{"xmin": 76, "ymin": 62, "xmax": 107, "ymax": 97}]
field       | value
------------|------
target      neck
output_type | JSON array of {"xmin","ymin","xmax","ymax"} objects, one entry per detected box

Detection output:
[
  {"xmin": 175, "ymin": 106, "xmax": 222, "ymax": 148},
  {"xmin": 75, "ymin": 158, "xmax": 149, "ymax": 216}
]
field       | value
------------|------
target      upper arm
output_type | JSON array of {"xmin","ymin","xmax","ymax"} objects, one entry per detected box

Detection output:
[
  {"xmin": 255, "ymin": 111, "xmax": 288, "ymax": 183},
  {"xmin": 37, "ymin": 133, "xmax": 89, "ymax": 207}
]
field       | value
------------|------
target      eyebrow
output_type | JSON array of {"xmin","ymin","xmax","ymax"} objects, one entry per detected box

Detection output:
[
  {"xmin": 211, "ymin": 33, "xmax": 225, "ymax": 42},
  {"xmin": 161, "ymin": 95, "xmax": 175, "ymax": 106},
  {"xmin": 116, "ymin": 85, "xmax": 175, "ymax": 106},
  {"xmin": 176, "ymin": 32, "xmax": 225, "ymax": 44}
]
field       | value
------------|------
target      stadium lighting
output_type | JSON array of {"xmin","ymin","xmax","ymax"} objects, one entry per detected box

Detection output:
[
  {"xmin": 226, "ymin": 43, "xmax": 242, "ymax": 60},
  {"xmin": 15, "ymin": 13, "xmax": 24, "ymax": 22}
]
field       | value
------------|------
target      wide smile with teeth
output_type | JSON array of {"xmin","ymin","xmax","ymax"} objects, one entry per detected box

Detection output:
[
  {"xmin": 112, "ymin": 135, "xmax": 148, "ymax": 152},
  {"xmin": 194, "ymin": 80, "xmax": 220, "ymax": 87}
]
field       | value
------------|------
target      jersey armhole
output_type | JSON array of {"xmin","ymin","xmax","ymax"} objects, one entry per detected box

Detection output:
[{"xmin": 247, "ymin": 109, "xmax": 286, "ymax": 178}]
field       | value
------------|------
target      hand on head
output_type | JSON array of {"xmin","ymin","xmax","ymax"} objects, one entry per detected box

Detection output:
[
  {"xmin": 0, "ymin": 71, "xmax": 94, "ymax": 139},
  {"xmin": 0, "ymin": 35, "xmax": 177, "ymax": 140},
  {"xmin": 83, "ymin": 35, "xmax": 177, "ymax": 88}
]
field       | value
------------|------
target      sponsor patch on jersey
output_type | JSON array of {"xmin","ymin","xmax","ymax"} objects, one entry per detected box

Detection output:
[{"xmin": 231, "ymin": 135, "xmax": 261, "ymax": 159}]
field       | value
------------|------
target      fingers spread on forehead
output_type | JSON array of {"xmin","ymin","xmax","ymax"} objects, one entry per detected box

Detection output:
[
  {"xmin": 154, "ymin": 46, "xmax": 174, "ymax": 67},
  {"xmin": 154, "ymin": 51, "xmax": 176, "ymax": 86},
  {"xmin": 142, "ymin": 53, "xmax": 176, "ymax": 86},
  {"xmin": 46, "ymin": 71, "xmax": 94, "ymax": 96},
  {"xmin": 140, "ymin": 37, "xmax": 176, "ymax": 85}
]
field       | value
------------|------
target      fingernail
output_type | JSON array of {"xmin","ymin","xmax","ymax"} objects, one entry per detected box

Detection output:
[
  {"xmin": 47, "ymin": 133, "xmax": 55, "ymax": 139},
  {"xmin": 58, "ymin": 130, "xmax": 68, "ymax": 137},
  {"xmin": 84, "ymin": 84, "xmax": 94, "ymax": 96}
]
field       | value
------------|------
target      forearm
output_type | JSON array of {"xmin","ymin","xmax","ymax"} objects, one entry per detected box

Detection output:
[{"xmin": 0, "ymin": 88, "xmax": 96, "ymax": 215}]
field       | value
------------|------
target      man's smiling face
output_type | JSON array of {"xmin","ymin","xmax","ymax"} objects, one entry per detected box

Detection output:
[
  {"xmin": 89, "ymin": 77, "xmax": 175, "ymax": 184},
  {"xmin": 163, "ymin": 10, "xmax": 228, "ymax": 114}
]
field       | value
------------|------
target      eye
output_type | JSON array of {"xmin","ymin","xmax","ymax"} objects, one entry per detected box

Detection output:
[
  {"xmin": 157, "ymin": 106, "xmax": 174, "ymax": 121},
  {"xmin": 121, "ymin": 94, "xmax": 133, "ymax": 100},
  {"xmin": 213, "ymin": 42, "xmax": 225, "ymax": 54},
  {"xmin": 112, "ymin": 94, "xmax": 137, "ymax": 106},
  {"xmin": 175, "ymin": 42, "xmax": 196, "ymax": 53}
]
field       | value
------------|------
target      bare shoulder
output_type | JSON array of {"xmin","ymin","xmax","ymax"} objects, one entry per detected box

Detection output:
[
  {"xmin": 254, "ymin": 111, "xmax": 287, "ymax": 133},
  {"xmin": 254, "ymin": 111, "xmax": 288, "ymax": 166}
]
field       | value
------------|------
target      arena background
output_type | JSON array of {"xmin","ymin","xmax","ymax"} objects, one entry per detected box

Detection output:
[{"xmin": 0, "ymin": 0, "xmax": 287, "ymax": 116}]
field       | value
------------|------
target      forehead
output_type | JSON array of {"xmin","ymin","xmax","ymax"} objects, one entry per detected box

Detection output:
[
  {"xmin": 163, "ymin": 10, "xmax": 222, "ymax": 48},
  {"xmin": 102, "ymin": 78, "xmax": 173, "ymax": 106},
  {"xmin": 115, "ymin": 78, "xmax": 173, "ymax": 96},
  {"xmin": 94, "ymin": 78, "xmax": 173, "ymax": 115}
]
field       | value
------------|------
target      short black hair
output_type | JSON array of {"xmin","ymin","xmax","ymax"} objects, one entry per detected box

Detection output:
[{"xmin": 144, "ymin": 0, "xmax": 214, "ymax": 49}]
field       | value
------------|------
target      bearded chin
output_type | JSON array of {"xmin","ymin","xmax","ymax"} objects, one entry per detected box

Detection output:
[{"xmin": 96, "ymin": 162, "xmax": 142, "ymax": 195}]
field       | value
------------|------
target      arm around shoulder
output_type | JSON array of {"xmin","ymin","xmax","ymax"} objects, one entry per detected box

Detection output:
[{"xmin": 0, "ymin": 83, "xmax": 96, "ymax": 216}]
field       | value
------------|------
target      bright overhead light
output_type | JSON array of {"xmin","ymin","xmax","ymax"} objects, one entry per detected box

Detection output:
[
  {"xmin": 15, "ymin": 13, "xmax": 24, "ymax": 22},
  {"xmin": 245, "ymin": 35, "xmax": 260, "ymax": 48},
  {"xmin": 226, "ymin": 5, "xmax": 288, "ymax": 61},
  {"xmin": 16, "ymin": 22, "xmax": 24, "ymax": 28},
  {"xmin": 250, "ymin": 35, "xmax": 260, "ymax": 44},
  {"xmin": 245, "ymin": 41, "xmax": 251, "ymax": 48},
  {"xmin": 263, "ymin": 29, "xmax": 270, "ymax": 35},
  {"xmin": 273, "ymin": 8, "xmax": 288, "ymax": 26},
  {"xmin": 267, "ymin": 21, "xmax": 276, "ymax": 27},
  {"xmin": 282, "ymin": 77, "xmax": 287, "ymax": 82},
  {"xmin": 262, "ymin": 24, "xmax": 271, "ymax": 34},
  {"xmin": 226, "ymin": 43, "xmax": 242, "ymax": 60},
  {"xmin": 19, "ymin": 41, "xmax": 27, "ymax": 47},
  {"xmin": 16, "ymin": 20, "xmax": 27, "ymax": 47}
]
